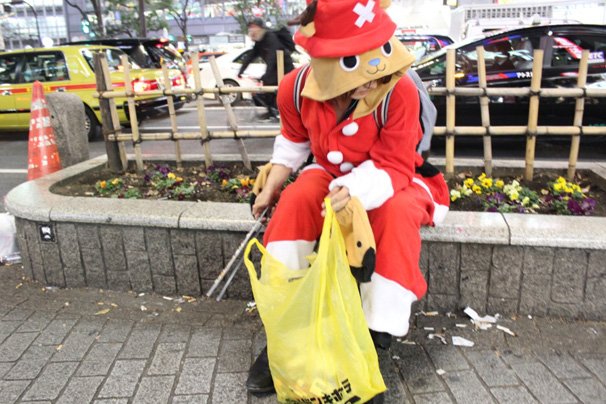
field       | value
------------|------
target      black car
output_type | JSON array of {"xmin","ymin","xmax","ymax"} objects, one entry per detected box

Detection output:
[
  {"xmin": 66, "ymin": 38, "xmax": 186, "ymax": 74},
  {"xmin": 413, "ymin": 24, "xmax": 606, "ymax": 127},
  {"xmin": 396, "ymin": 33, "xmax": 454, "ymax": 61}
]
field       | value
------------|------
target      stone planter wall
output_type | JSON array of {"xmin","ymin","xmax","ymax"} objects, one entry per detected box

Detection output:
[{"xmin": 6, "ymin": 156, "xmax": 606, "ymax": 320}]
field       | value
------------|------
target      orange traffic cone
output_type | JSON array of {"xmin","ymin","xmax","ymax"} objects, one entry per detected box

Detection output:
[{"xmin": 27, "ymin": 81, "xmax": 62, "ymax": 181}]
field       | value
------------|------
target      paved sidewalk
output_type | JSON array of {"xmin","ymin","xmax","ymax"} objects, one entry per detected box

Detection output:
[{"xmin": 0, "ymin": 264, "xmax": 605, "ymax": 404}]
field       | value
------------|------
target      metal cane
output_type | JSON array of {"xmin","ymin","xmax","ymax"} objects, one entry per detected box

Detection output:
[{"xmin": 206, "ymin": 208, "xmax": 268, "ymax": 299}]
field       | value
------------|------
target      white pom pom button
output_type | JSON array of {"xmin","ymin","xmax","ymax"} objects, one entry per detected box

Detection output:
[
  {"xmin": 340, "ymin": 162, "xmax": 354, "ymax": 172},
  {"xmin": 327, "ymin": 151, "xmax": 344, "ymax": 164},
  {"xmin": 341, "ymin": 122, "xmax": 359, "ymax": 136}
]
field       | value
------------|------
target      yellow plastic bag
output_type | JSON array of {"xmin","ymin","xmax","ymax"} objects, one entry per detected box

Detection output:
[{"xmin": 244, "ymin": 199, "xmax": 386, "ymax": 403}]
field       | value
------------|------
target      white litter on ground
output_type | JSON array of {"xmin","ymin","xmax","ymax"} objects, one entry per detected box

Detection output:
[
  {"xmin": 496, "ymin": 325, "xmax": 516, "ymax": 336},
  {"xmin": 436, "ymin": 369, "xmax": 446, "ymax": 375},
  {"xmin": 452, "ymin": 336, "xmax": 475, "ymax": 347},
  {"xmin": 464, "ymin": 306, "xmax": 497, "ymax": 323}
]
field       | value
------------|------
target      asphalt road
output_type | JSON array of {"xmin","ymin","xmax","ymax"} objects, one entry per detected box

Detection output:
[{"xmin": 1, "ymin": 100, "xmax": 605, "ymax": 213}]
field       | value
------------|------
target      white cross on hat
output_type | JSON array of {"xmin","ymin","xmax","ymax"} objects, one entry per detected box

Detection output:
[{"xmin": 353, "ymin": 0, "xmax": 376, "ymax": 28}]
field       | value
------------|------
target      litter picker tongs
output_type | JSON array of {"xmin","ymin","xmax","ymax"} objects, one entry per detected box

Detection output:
[{"xmin": 206, "ymin": 208, "xmax": 268, "ymax": 301}]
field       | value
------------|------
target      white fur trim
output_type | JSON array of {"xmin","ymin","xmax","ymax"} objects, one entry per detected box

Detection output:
[
  {"xmin": 433, "ymin": 204, "xmax": 449, "ymax": 224},
  {"xmin": 329, "ymin": 160, "xmax": 394, "ymax": 210},
  {"xmin": 342, "ymin": 122, "xmax": 359, "ymax": 136},
  {"xmin": 270, "ymin": 135, "xmax": 311, "ymax": 172},
  {"xmin": 301, "ymin": 163, "xmax": 326, "ymax": 173},
  {"xmin": 412, "ymin": 177, "xmax": 449, "ymax": 224},
  {"xmin": 327, "ymin": 151, "xmax": 344, "ymax": 165},
  {"xmin": 360, "ymin": 272, "xmax": 418, "ymax": 337},
  {"xmin": 339, "ymin": 162, "xmax": 354, "ymax": 173},
  {"xmin": 266, "ymin": 240, "xmax": 316, "ymax": 270}
]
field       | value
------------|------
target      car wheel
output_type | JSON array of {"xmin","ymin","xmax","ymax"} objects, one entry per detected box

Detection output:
[
  {"xmin": 216, "ymin": 79, "xmax": 242, "ymax": 106},
  {"xmin": 84, "ymin": 106, "xmax": 101, "ymax": 141}
]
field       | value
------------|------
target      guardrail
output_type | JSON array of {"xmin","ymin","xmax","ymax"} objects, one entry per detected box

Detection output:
[{"xmin": 93, "ymin": 47, "xmax": 606, "ymax": 181}]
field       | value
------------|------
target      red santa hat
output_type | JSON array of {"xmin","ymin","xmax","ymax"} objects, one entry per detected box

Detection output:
[{"xmin": 294, "ymin": 0, "xmax": 397, "ymax": 58}]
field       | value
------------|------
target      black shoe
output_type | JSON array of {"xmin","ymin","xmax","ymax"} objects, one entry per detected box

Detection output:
[
  {"xmin": 246, "ymin": 346, "xmax": 275, "ymax": 394},
  {"xmin": 370, "ymin": 330, "xmax": 392, "ymax": 350},
  {"xmin": 366, "ymin": 393, "xmax": 385, "ymax": 403}
]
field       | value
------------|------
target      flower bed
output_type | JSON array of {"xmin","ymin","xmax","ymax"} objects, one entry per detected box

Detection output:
[
  {"xmin": 53, "ymin": 162, "xmax": 606, "ymax": 217},
  {"xmin": 449, "ymin": 171, "xmax": 603, "ymax": 216}
]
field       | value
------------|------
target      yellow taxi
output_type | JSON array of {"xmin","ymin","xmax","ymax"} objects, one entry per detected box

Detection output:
[{"xmin": 0, "ymin": 45, "xmax": 187, "ymax": 140}]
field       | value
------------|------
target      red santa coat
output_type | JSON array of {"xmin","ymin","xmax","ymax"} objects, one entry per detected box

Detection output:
[{"xmin": 264, "ymin": 66, "xmax": 449, "ymax": 336}]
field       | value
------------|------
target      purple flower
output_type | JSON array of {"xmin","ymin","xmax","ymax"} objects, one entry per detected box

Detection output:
[
  {"xmin": 143, "ymin": 174, "xmax": 151, "ymax": 182},
  {"xmin": 158, "ymin": 166, "xmax": 171, "ymax": 176},
  {"xmin": 568, "ymin": 197, "xmax": 596, "ymax": 215}
]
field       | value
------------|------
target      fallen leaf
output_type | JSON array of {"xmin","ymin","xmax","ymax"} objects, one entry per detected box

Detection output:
[
  {"xmin": 15, "ymin": 283, "xmax": 22, "ymax": 289},
  {"xmin": 175, "ymin": 307, "xmax": 182, "ymax": 313},
  {"xmin": 140, "ymin": 305, "xmax": 148, "ymax": 311},
  {"xmin": 95, "ymin": 308, "xmax": 111, "ymax": 315},
  {"xmin": 56, "ymin": 344, "xmax": 63, "ymax": 351},
  {"xmin": 110, "ymin": 303, "xmax": 118, "ymax": 307}
]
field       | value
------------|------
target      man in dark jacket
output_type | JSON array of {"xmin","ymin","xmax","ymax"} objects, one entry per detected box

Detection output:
[{"xmin": 238, "ymin": 17, "xmax": 295, "ymax": 120}]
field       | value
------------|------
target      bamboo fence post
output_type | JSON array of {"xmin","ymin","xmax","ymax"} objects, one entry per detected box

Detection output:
[
  {"xmin": 476, "ymin": 46, "xmax": 493, "ymax": 177},
  {"xmin": 161, "ymin": 62, "xmax": 182, "ymax": 168},
  {"xmin": 525, "ymin": 49, "xmax": 544, "ymax": 181},
  {"xmin": 277, "ymin": 50, "xmax": 284, "ymax": 83},
  {"xmin": 120, "ymin": 55, "xmax": 144, "ymax": 173},
  {"xmin": 190, "ymin": 53, "xmax": 213, "ymax": 167},
  {"xmin": 93, "ymin": 52, "xmax": 125, "ymax": 173},
  {"xmin": 567, "ymin": 50, "xmax": 589, "ymax": 181},
  {"xmin": 209, "ymin": 56, "xmax": 252, "ymax": 170},
  {"xmin": 445, "ymin": 48, "xmax": 456, "ymax": 178}
]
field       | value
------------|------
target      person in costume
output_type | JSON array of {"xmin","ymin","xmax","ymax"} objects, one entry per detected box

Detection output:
[{"xmin": 247, "ymin": 0, "xmax": 450, "ymax": 400}]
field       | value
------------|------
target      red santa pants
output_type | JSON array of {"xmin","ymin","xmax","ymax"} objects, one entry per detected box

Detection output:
[{"xmin": 263, "ymin": 167, "xmax": 434, "ymax": 336}]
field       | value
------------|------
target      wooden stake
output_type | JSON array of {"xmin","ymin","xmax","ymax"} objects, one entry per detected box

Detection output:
[
  {"xmin": 161, "ymin": 62, "xmax": 182, "ymax": 168},
  {"xmin": 445, "ymin": 48, "xmax": 456, "ymax": 178},
  {"xmin": 190, "ymin": 52, "xmax": 213, "ymax": 167},
  {"xmin": 476, "ymin": 46, "xmax": 493, "ymax": 177},
  {"xmin": 567, "ymin": 50, "xmax": 589, "ymax": 181},
  {"xmin": 120, "ymin": 55, "xmax": 144, "ymax": 173},
  {"xmin": 209, "ymin": 57, "xmax": 251, "ymax": 170},
  {"xmin": 94, "ymin": 52, "xmax": 125, "ymax": 173},
  {"xmin": 277, "ymin": 50, "xmax": 284, "ymax": 83},
  {"xmin": 524, "ymin": 50, "xmax": 544, "ymax": 181}
]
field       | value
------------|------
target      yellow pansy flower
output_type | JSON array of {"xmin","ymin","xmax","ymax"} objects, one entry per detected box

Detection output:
[
  {"xmin": 509, "ymin": 190, "xmax": 519, "ymax": 201},
  {"xmin": 481, "ymin": 178, "xmax": 493, "ymax": 188},
  {"xmin": 111, "ymin": 178, "xmax": 120, "ymax": 186},
  {"xmin": 99, "ymin": 181, "xmax": 107, "ymax": 189},
  {"xmin": 495, "ymin": 180, "xmax": 504, "ymax": 189},
  {"xmin": 464, "ymin": 178, "xmax": 474, "ymax": 187},
  {"xmin": 472, "ymin": 185, "xmax": 482, "ymax": 195},
  {"xmin": 167, "ymin": 172, "xmax": 176, "ymax": 179}
]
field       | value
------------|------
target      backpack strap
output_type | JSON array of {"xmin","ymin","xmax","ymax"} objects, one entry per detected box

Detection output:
[
  {"xmin": 293, "ymin": 64, "xmax": 311, "ymax": 114},
  {"xmin": 373, "ymin": 88, "xmax": 394, "ymax": 129}
]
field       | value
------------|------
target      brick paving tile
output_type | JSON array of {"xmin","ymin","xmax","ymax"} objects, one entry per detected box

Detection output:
[{"xmin": 1, "ymin": 265, "xmax": 605, "ymax": 404}]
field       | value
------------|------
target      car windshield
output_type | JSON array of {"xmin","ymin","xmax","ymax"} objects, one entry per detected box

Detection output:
[
  {"xmin": 400, "ymin": 37, "xmax": 442, "ymax": 61},
  {"xmin": 80, "ymin": 48, "xmax": 141, "ymax": 72},
  {"xmin": 414, "ymin": 33, "xmax": 538, "ymax": 78},
  {"xmin": 146, "ymin": 45, "xmax": 183, "ymax": 69}
]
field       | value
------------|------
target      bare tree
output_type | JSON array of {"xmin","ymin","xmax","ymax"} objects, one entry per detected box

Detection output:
[
  {"xmin": 64, "ymin": 0, "xmax": 105, "ymax": 37},
  {"xmin": 160, "ymin": 0, "xmax": 194, "ymax": 49}
]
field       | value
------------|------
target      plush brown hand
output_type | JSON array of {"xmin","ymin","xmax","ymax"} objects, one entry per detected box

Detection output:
[{"xmin": 334, "ymin": 197, "xmax": 376, "ymax": 283}]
